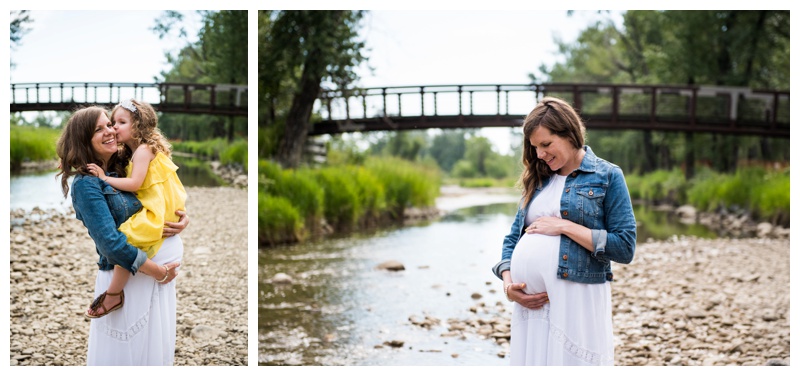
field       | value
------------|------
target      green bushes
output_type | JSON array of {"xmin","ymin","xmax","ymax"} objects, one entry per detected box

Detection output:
[
  {"xmin": 258, "ymin": 192, "xmax": 304, "ymax": 246},
  {"xmin": 10, "ymin": 125, "xmax": 61, "ymax": 170},
  {"xmin": 173, "ymin": 138, "xmax": 248, "ymax": 170},
  {"xmin": 629, "ymin": 166, "xmax": 789, "ymax": 224},
  {"xmin": 627, "ymin": 169, "xmax": 687, "ymax": 203},
  {"xmin": 220, "ymin": 139, "xmax": 248, "ymax": 170},
  {"xmin": 257, "ymin": 157, "xmax": 441, "ymax": 245},
  {"xmin": 364, "ymin": 157, "xmax": 440, "ymax": 217},
  {"xmin": 685, "ymin": 167, "xmax": 789, "ymax": 222}
]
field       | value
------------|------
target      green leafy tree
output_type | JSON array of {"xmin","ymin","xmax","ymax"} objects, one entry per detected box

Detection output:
[
  {"xmin": 429, "ymin": 130, "xmax": 468, "ymax": 172},
  {"xmin": 260, "ymin": 10, "xmax": 368, "ymax": 168},
  {"xmin": 464, "ymin": 136, "xmax": 494, "ymax": 176},
  {"xmin": 10, "ymin": 10, "xmax": 32, "ymax": 69},
  {"xmin": 153, "ymin": 10, "xmax": 248, "ymax": 141},
  {"xmin": 538, "ymin": 10, "xmax": 789, "ymax": 175}
]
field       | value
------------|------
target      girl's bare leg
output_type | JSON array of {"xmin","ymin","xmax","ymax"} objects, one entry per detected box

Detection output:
[{"xmin": 87, "ymin": 265, "xmax": 128, "ymax": 316}]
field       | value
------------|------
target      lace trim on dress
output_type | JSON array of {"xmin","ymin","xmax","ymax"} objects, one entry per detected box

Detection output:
[
  {"xmin": 516, "ymin": 304, "xmax": 613, "ymax": 365},
  {"xmin": 518, "ymin": 303, "xmax": 550, "ymax": 322},
  {"xmin": 100, "ymin": 283, "xmax": 160, "ymax": 342},
  {"xmin": 550, "ymin": 325, "xmax": 613, "ymax": 365}
]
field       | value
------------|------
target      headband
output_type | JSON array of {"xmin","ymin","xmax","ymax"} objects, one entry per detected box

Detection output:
[{"xmin": 118, "ymin": 99, "xmax": 137, "ymax": 113}]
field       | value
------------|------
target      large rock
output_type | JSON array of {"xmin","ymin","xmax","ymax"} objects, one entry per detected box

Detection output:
[
  {"xmin": 376, "ymin": 260, "xmax": 405, "ymax": 271},
  {"xmin": 756, "ymin": 222, "xmax": 773, "ymax": 238},
  {"xmin": 270, "ymin": 273, "xmax": 293, "ymax": 284}
]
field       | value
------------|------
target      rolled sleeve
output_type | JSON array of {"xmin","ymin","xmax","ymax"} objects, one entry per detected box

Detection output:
[
  {"xmin": 598, "ymin": 168, "xmax": 637, "ymax": 264},
  {"xmin": 492, "ymin": 259, "xmax": 511, "ymax": 280},
  {"xmin": 590, "ymin": 228, "xmax": 608, "ymax": 261}
]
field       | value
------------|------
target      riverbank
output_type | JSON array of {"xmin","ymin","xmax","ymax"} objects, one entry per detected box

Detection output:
[
  {"xmin": 9, "ymin": 186, "xmax": 248, "ymax": 366},
  {"xmin": 409, "ymin": 235, "xmax": 790, "ymax": 365}
]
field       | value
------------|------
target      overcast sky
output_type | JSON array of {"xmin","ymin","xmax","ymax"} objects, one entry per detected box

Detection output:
[
  {"xmin": 348, "ymin": 10, "xmax": 624, "ymax": 154},
  {"xmin": 10, "ymin": 10, "xmax": 202, "ymax": 84}
]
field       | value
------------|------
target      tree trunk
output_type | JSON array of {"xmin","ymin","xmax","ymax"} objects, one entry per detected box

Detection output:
[{"xmin": 276, "ymin": 47, "xmax": 325, "ymax": 168}]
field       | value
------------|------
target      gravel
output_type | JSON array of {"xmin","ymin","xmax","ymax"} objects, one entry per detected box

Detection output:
[
  {"xmin": 446, "ymin": 236, "xmax": 790, "ymax": 365},
  {"xmin": 9, "ymin": 186, "xmax": 248, "ymax": 366}
]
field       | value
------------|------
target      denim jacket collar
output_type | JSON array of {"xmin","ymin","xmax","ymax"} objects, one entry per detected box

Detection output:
[
  {"xmin": 576, "ymin": 145, "xmax": 598, "ymax": 173},
  {"xmin": 537, "ymin": 145, "xmax": 597, "ymax": 193}
]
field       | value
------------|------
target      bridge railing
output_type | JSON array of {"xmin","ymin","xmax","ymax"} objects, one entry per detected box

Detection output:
[
  {"xmin": 10, "ymin": 82, "xmax": 248, "ymax": 116},
  {"xmin": 314, "ymin": 83, "xmax": 788, "ymax": 137}
]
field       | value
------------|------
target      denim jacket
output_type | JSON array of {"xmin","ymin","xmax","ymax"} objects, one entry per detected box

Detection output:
[
  {"xmin": 492, "ymin": 146, "xmax": 636, "ymax": 284},
  {"xmin": 71, "ymin": 173, "xmax": 148, "ymax": 274}
]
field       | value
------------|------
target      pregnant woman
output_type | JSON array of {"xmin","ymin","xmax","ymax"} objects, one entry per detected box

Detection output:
[{"xmin": 492, "ymin": 97, "xmax": 637, "ymax": 366}]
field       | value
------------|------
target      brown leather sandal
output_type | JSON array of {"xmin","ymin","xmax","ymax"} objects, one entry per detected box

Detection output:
[{"xmin": 84, "ymin": 290, "xmax": 125, "ymax": 319}]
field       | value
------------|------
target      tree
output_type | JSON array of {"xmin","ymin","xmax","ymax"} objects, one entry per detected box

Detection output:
[
  {"xmin": 429, "ymin": 130, "xmax": 468, "ymax": 172},
  {"xmin": 538, "ymin": 10, "xmax": 790, "ymax": 175},
  {"xmin": 464, "ymin": 136, "xmax": 494, "ymax": 176},
  {"xmin": 260, "ymin": 11, "xmax": 368, "ymax": 168},
  {"xmin": 154, "ymin": 10, "xmax": 248, "ymax": 141},
  {"xmin": 10, "ymin": 10, "xmax": 32, "ymax": 69}
]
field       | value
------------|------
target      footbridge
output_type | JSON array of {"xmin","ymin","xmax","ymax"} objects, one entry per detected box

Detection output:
[
  {"xmin": 311, "ymin": 83, "xmax": 788, "ymax": 137},
  {"xmin": 10, "ymin": 82, "xmax": 247, "ymax": 116}
]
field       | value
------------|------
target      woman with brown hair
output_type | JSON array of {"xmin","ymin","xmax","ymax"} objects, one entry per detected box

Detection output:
[
  {"xmin": 56, "ymin": 106, "xmax": 188, "ymax": 365},
  {"xmin": 492, "ymin": 97, "xmax": 637, "ymax": 365}
]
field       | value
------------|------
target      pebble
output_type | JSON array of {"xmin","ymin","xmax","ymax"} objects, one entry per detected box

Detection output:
[
  {"xmin": 408, "ymin": 236, "xmax": 789, "ymax": 366},
  {"xmin": 9, "ymin": 186, "xmax": 248, "ymax": 366},
  {"xmin": 376, "ymin": 260, "xmax": 406, "ymax": 271}
]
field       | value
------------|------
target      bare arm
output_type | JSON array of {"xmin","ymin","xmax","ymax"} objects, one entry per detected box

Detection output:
[
  {"xmin": 139, "ymin": 258, "xmax": 181, "ymax": 284},
  {"xmin": 87, "ymin": 145, "xmax": 154, "ymax": 192}
]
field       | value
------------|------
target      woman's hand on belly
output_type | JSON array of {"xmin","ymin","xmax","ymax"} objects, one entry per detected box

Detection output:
[
  {"xmin": 507, "ymin": 283, "xmax": 549, "ymax": 309},
  {"xmin": 525, "ymin": 216, "xmax": 567, "ymax": 236}
]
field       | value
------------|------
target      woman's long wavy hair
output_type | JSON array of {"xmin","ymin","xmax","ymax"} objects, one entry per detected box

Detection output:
[
  {"xmin": 519, "ymin": 97, "xmax": 586, "ymax": 207},
  {"xmin": 56, "ymin": 106, "xmax": 129, "ymax": 198},
  {"xmin": 111, "ymin": 99, "xmax": 172, "ymax": 161}
]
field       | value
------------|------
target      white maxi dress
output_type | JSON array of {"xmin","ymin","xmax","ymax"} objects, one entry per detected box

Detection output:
[
  {"xmin": 509, "ymin": 174, "xmax": 614, "ymax": 366},
  {"xmin": 87, "ymin": 235, "xmax": 183, "ymax": 366}
]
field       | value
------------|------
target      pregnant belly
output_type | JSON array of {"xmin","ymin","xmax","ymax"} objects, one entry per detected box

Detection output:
[{"xmin": 509, "ymin": 233, "xmax": 560, "ymax": 294}]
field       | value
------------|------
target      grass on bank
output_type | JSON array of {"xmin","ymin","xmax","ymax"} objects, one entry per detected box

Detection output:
[
  {"xmin": 627, "ymin": 166, "xmax": 789, "ymax": 225},
  {"xmin": 10, "ymin": 125, "xmax": 61, "ymax": 170},
  {"xmin": 172, "ymin": 138, "xmax": 248, "ymax": 170},
  {"xmin": 258, "ymin": 157, "xmax": 441, "ymax": 246}
]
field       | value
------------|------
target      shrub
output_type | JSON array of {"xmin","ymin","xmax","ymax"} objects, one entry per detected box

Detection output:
[{"xmin": 258, "ymin": 192, "xmax": 304, "ymax": 246}]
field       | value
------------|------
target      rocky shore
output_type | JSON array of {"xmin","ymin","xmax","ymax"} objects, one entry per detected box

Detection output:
[
  {"xmin": 409, "ymin": 236, "xmax": 790, "ymax": 366},
  {"xmin": 9, "ymin": 186, "xmax": 248, "ymax": 366}
]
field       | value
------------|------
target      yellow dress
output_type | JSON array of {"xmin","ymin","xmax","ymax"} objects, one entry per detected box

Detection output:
[{"xmin": 118, "ymin": 152, "xmax": 187, "ymax": 259}]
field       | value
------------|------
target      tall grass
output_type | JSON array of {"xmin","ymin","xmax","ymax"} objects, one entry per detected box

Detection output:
[
  {"xmin": 364, "ymin": 157, "xmax": 441, "ymax": 217},
  {"xmin": 628, "ymin": 166, "xmax": 789, "ymax": 224},
  {"xmin": 257, "ymin": 156, "xmax": 441, "ymax": 246},
  {"xmin": 626, "ymin": 169, "xmax": 687, "ymax": 203},
  {"xmin": 10, "ymin": 126, "xmax": 61, "ymax": 170},
  {"xmin": 219, "ymin": 139, "xmax": 248, "ymax": 170},
  {"xmin": 173, "ymin": 137, "xmax": 248, "ymax": 170},
  {"xmin": 258, "ymin": 192, "xmax": 304, "ymax": 246}
]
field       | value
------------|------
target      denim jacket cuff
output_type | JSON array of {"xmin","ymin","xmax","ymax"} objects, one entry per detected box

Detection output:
[
  {"xmin": 591, "ymin": 229, "xmax": 608, "ymax": 260},
  {"xmin": 130, "ymin": 250, "xmax": 148, "ymax": 275},
  {"xmin": 492, "ymin": 259, "xmax": 511, "ymax": 280}
]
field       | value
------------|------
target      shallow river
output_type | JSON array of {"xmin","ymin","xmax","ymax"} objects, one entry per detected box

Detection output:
[
  {"xmin": 9, "ymin": 155, "xmax": 223, "ymax": 213},
  {"xmin": 258, "ymin": 189, "xmax": 715, "ymax": 365}
]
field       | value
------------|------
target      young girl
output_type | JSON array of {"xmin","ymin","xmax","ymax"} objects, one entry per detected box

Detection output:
[{"xmin": 85, "ymin": 99, "xmax": 187, "ymax": 318}]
